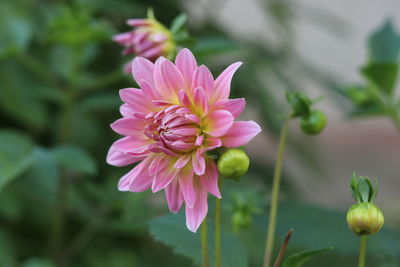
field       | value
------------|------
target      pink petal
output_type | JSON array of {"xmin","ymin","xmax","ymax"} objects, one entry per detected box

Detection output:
[
  {"xmin": 131, "ymin": 57, "xmax": 155, "ymax": 88},
  {"xmin": 126, "ymin": 19, "xmax": 151, "ymax": 27},
  {"xmin": 200, "ymin": 159, "xmax": 221, "ymax": 198},
  {"xmin": 140, "ymin": 45, "xmax": 163, "ymax": 59},
  {"xmin": 106, "ymin": 148, "xmax": 145, "ymax": 167},
  {"xmin": 175, "ymin": 48, "xmax": 198, "ymax": 90},
  {"xmin": 110, "ymin": 117, "xmax": 147, "ymax": 136},
  {"xmin": 213, "ymin": 98, "xmax": 246, "ymax": 118},
  {"xmin": 178, "ymin": 89, "xmax": 192, "ymax": 108},
  {"xmin": 205, "ymin": 137, "xmax": 222, "ymax": 150},
  {"xmin": 171, "ymin": 140, "xmax": 195, "ymax": 151},
  {"xmin": 192, "ymin": 149, "xmax": 205, "ymax": 176},
  {"xmin": 185, "ymin": 114, "xmax": 201, "ymax": 124},
  {"xmin": 119, "ymin": 88, "xmax": 154, "ymax": 113},
  {"xmin": 193, "ymin": 87, "xmax": 209, "ymax": 115},
  {"xmin": 185, "ymin": 181, "xmax": 208, "ymax": 232},
  {"xmin": 195, "ymin": 135, "xmax": 204, "ymax": 146},
  {"xmin": 220, "ymin": 121, "xmax": 262, "ymax": 147},
  {"xmin": 120, "ymin": 104, "xmax": 135, "ymax": 117},
  {"xmin": 165, "ymin": 179, "xmax": 184, "ymax": 213},
  {"xmin": 113, "ymin": 32, "xmax": 132, "ymax": 45},
  {"xmin": 192, "ymin": 65, "xmax": 214, "ymax": 97},
  {"xmin": 154, "ymin": 59, "xmax": 184, "ymax": 100},
  {"xmin": 178, "ymin": 167, "xmax": 196, "ymax": 208},
  {"xmin": 111, "ymin": 136, "xmax": 151, "ymax": 155},
  {"xmin": 118, "ymin": 157, "xmax": 153, "ymax": 192},
  {"xmin": 152, "ymin": 158, "xmax": 177, "ymax": 192},
  {"xmin": 203, "ymin": 110, "xmax": 234, "ymax": 137},
  {"xmin": 174, "ymin": 154, "xmax": 191, "ymax": 169},
  {"xmin": 148, "ymin": 154, "xmax": 164, "ymax": 176},
  {"xmin": 212, "ymin": 62, "xmax": 242, "ymax": 102}
]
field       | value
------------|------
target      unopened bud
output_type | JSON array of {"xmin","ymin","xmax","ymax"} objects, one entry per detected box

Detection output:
[
  {"xmin": 217, "ymin": 149, "xmax": 249, "ymax": 181},
  {"xmin": 300, "ymin": 110, "xmax": 327, "ymax": 135},
  {"xmin": 347, "ymin": 203, "xmax": 384, "ymax": 235}
]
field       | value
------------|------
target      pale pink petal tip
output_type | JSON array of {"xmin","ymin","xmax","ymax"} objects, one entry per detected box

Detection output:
[{"xmin": 221, "ymin": 120, "xmax": 262, "ymax": 148}]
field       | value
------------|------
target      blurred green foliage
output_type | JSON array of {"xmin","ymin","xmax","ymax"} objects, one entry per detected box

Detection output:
[{"xmin": 0, "ymin": 0, "xmax": 399, "ymax": 266}]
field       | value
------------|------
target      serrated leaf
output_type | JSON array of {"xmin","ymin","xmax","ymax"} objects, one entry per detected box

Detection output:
[
  {"xmin": 0, "ymin": 130, "xmax": 35, "ymax": 191},
  {"xmin": 282, "ymin": 247, "xmax": 334, "ymax": 267},
  {"xmin": 149, "ymin": 212, "xmax": 248, "ymax": 267},
  {"xmin": 52, "ymin": 145, "xmax": 96, "ymax": 175},
  {"xmin": 368, "ymin": 18, "xmax": 400, "ymax": 63},
  {"xmin": 361, "ymin": 62, "xmax": 398, "ymax": 94},
  {"xmin": 170, "ymin": 14, "xmax": 187, "ymax": 34}
]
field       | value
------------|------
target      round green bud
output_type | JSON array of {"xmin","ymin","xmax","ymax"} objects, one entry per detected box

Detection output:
[
  {"xmin": 217, "ymin": 149, "xmax": 250, "ymax": 181},
  {"xmin": 300, "ymin": 110, "xmax": 327, "ymax": 135},
  {"xmin": 347, "ymin": 202, "xmax": 384, "ymax": 236},
  {"xmin": 232, "ymin": 211, "xmax": 252, "ymax": 232}
]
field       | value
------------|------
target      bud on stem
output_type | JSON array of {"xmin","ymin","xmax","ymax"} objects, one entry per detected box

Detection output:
[{"xmin": 217, "ymin": 149, "xmax": 250, "ymax": 181}]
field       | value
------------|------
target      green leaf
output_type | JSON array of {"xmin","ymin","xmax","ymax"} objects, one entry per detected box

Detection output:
[
  {"xmin": 170, "ymin": 14, "xmax": 187, "ymax": 34},
  {"xmin": 0, "ymin": 3, "xmax": 33, "ymax": 58},
  {"xmin": 368, "ymin": 18, "xmax": 400, "ymax": 63},
  {"xmin": 21, "ymin": 258, "xmax": 55, "ymax": 267},
  {"xmin": 16, "ymin": 148, "xmax": 59, "ymax": 204},
  {"xmin": 0, "ymin": 228, "xmax": 16, "ymax": 266},
  {"xmin": 0, "ymin": 130, "xmax": 34, "ymax": 191},
  {"xmin": 282, "ymin": 247, "xmax": 334, "ymax": 267},
  {"xmin": 149, "ymin": 212, "xmax": 248, "ymax": 267},
  {"xmin": 0, "ymin": 62, "xmax": 48, "ymax": 131},
  {"xmin": 361, "ymin": 62, "xmax": 398, "ymax": 94},
  {"xmin": 52, "ymin": 145, "xmax": 97, "ymax": 175},
  {"xmin": 194, "ymin": 37, "xmax": 239, "ymax": 58}
]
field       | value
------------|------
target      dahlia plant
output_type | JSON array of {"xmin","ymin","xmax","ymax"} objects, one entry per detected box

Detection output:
[
  {"xmin": 107, "ymin": 48, "xmax": 261, "ymax": 232},
  {"xmin": 113, "ymin": 9, "xmax": 177, "ymax": 71}
]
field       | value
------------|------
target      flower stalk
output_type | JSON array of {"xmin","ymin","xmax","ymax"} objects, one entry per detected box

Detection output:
[
  {"xmin": 201, "ymin": 219, "xmax": 210, "ymax": 267},
  {"xmin": 263, "ymin": 115, "xmax": 291, "ymax": 267},
  {"xmin": 358, "ymin": 235, "xmax": 367, "ymax": 267},
  {"xmin": 215, "ymin": 177, "xmax": 222, "ymax": 267}
]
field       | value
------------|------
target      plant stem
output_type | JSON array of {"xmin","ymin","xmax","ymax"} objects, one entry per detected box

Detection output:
[
  {"xmin": 358, "ymin": 235, "xmax": 367, "ymax": 267},
  {"xmin": 263, "ymin": 115, "xmax": 291, "ymax": 267},
  {"xmin": 201, "ymin": 218, "xmax": 210, "ymax": 267},
  {"xmin": 215, "ymin": 177, "xmax": 222, "ymax": 267}
]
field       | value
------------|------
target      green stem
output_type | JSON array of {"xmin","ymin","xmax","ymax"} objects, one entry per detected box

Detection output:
[
  {"xmin": 50, "ymin": 92, "xmax": 74, "ymax": 263},
  {"xmin": 201, "ymin": 218, "xmax": 210, "ymax": 267},
  {"xmin": 358, "ymin": 235, "xmax": 367, "ymax": 267},
  {"xmin": 215, "ymin": 177, "xmax": 222, "ymax": 267},
  {"xmin": 263, "ymin": 115, "xmax": 291, "ymax": 267}
]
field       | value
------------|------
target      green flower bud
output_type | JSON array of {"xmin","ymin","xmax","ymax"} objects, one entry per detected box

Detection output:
[
  {"xmin": 232, "ymin": 211, "xmax": 252, "ymax": 232},
  {"xmin": 347, "ymin": 202, "xmax": 384, "ymax": 235},
  {"xmin": 217, "ymin": 149, "xmax": 249, "ymax": 181},
  {"xmin": 300, "ymin": 110, "xmax": 327, "ymax": 135}
]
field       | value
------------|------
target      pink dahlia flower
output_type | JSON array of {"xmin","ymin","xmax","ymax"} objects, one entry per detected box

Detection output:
[
  {"xmin": 113, "ymin": 14, "xmax": 175, "ymax": 65},
  {"xmin": 107, "ymin": 48, "xmax": 261, "ymax": 232}
]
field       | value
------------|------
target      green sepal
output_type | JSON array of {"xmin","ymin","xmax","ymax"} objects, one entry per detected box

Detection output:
[
  {"xmin": 285, "ymin": 91, "xmax": 311, "ymax": 118},
  {"xmin": 350, "ymin": 173, "xmax": 378, "ymax": 203},
  {"xmin": 170, "ymin": 14, "xmax": 187, "ymax": 35}
]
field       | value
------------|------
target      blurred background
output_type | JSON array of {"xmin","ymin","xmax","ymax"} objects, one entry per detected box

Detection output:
[{"xmin": 0, "ymin": 0, "xmax": 399, "ymax": 266}]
